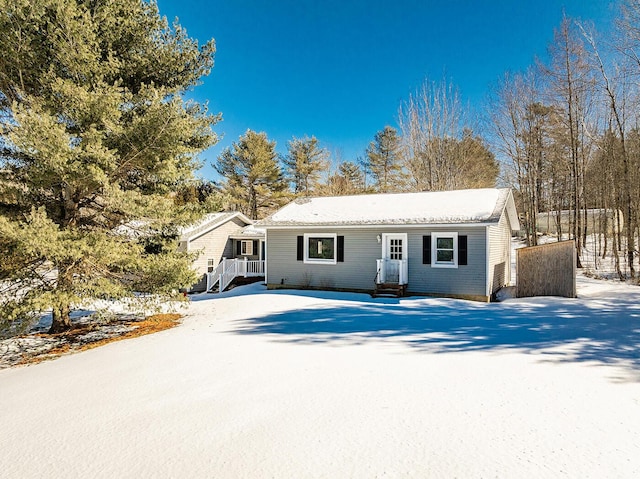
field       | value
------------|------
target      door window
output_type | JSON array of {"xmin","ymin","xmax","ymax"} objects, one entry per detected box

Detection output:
[{"xmin": 389, "ymin": 238, "xmax": 403, "ymax": 260}]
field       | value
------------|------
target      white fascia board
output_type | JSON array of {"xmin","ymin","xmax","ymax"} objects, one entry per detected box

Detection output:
[
  {"xmin": 262, "ymin": 222, "xmax": 496, "ymax": 230},
  {"xmin": 185, "ymin": 212, "xmax": 252, "ymax": 243}
]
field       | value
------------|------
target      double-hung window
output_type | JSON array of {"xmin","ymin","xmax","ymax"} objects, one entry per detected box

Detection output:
[
  {"xmin": 304, "ymin": 233, "xmax": 337, "ymax": 264},
  {"xmin": 240, "ymin": 240, "xmax": 253, "ymax": 256},
  {"xmin": 432, "ymin": 232, "xmax": 458, "ymax": 268}
]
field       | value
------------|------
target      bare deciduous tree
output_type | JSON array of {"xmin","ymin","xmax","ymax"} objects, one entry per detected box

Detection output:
[{"xmin": 399, "ymin": 76, "xmax": 497, "ymax": 192}]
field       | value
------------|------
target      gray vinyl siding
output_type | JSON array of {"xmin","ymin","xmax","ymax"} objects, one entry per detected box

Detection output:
[
  {"xmin": 266, "ymin": 228, "xmax": 379, "ymax": 291},
  {"xmin": 266, "ymin": 226, "xmax": 488, "ymax": 297},
  {"xmin": 487, "ymin": 213, "xmax": 513, "ymax": 294},
  {"xmin": 408, "ymin": 228, "xmax": 486, "ymax": 297}
]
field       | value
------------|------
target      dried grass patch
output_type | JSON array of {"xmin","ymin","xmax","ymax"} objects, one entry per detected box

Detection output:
[{"xmin": 18, "ymin": 313, "xmax": 182, "ymax": 366}]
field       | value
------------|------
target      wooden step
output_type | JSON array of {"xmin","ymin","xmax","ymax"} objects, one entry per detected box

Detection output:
[{"xmin": 372, "ymin": 283, "xmax": 406, "ymax": 298}]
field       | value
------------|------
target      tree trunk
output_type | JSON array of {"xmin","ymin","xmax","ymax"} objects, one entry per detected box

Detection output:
[
  {"xmin": 49, "ymin": 263, "xmax": 74, "ymax": 334},
  {"xmin": 249, "ymin": 185, "xmax": 258, "ymax": 220},
  {"xmin": 49, "ymin": 304, "xmax": 72, "ymax": 334}
]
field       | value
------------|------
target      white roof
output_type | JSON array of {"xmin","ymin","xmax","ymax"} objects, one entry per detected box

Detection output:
[
  {"xmin": 261, "ymin": 188, "xmax": 519, "ymax": 229},
  {"xmin": 113, "ymin": 220, "xmax": 153, "ymax": 239},
  {"xmin": 179, "ymin": 212, "xmax": 253, "ymax": 242},
  {"xmin": 114, "ymin": 212, "xmax": 256, "ymax": 242},
  {"xmin": 229, "ymin": 224, "xmax": 265, "ymax": 239}
]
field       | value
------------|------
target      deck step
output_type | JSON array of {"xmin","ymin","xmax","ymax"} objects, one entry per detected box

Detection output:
[
  {"xmin": 372, "ymin": 283, "xmax": 406, "ymax": 298},
  {"xmin": 208, "ymin": 275, "xmax": 265, "ymax": 293}
]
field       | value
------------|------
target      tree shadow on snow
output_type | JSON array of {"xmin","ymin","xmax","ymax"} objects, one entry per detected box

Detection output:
[{"xmin": 229, "ymin": 288, "xmax": 640, "ymax": 382}]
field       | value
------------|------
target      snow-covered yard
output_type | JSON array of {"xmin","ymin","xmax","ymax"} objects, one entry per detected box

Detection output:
[{"xmin": 1, "ymin": 275, "xmax": 639, "ymax": 478}]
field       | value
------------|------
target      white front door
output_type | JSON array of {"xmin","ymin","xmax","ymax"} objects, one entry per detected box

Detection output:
[{"xmin": 381, "ymin": 234, "xmax": 408, "ymax": 283}]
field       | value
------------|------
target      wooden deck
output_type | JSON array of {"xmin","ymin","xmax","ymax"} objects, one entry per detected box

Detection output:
[{"xmin": 206, "ymin": 258, "xmax": 265, "ymax": 293}]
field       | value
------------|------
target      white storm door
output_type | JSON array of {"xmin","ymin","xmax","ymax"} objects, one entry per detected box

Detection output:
[{"xmin": 382, "ymin": 233, "xmax": 407, "ymax": 283}]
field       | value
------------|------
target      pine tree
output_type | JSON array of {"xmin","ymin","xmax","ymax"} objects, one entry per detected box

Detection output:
[
  {"xmin": 283, "ymin": 136, "xmax": 329, "ymax": 195},
  {"xmin": 365, "ymin": 126, "xmax": 405, "ymax": 193},
  {"xmin": 0, "ymin": 0, "xmax": 219, "ymax": 333},
  {"xmin": 338, "ymin": 161, "xmax": 365, "ymax": 191},
  {"xmin": 324, "ymin": 161, "xmax": 365, "ymax": 196},
  {"xmin": 450, "ymin": 129, "xmax": 499, "ymax": 189},
  {"xmin": 174, "ymin": 180, "xmax": 220, "ymax": 207},
  {"xmin": 215, "ymin": 130, "xmax": 288, "ymax": 219}
]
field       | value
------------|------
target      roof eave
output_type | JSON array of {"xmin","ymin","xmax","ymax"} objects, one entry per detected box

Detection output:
[
  {"xmin": 261, "ymin": 221, "xmax": 498, "ymax": 230},
  {"xmin": 229, "ymin": 233, "xmax": 265, "ymax": 239},
  {"xmin": 181, "ymin": 212, "xmax": 254, "ymax": 243}
]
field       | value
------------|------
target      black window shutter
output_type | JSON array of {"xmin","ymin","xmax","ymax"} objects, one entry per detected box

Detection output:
[
  {"xmin": 236, "ymin": 240, "xmax": 242, "ymax": 256},
  {"xmin": 422, "ymin": 235, "xmax": 431, "ymax": 264},
  {"xmin": 296, "ymin": 236, "xmax": 304, "ymax": 261},
  {"xmin": 458, "ymin": 235, "xmax": 468, "ymax": 265},
  {"xmin": 252, "ymin": 240, "xmax": 259, "ymax": 255},
  {"xmin": 337, "ymin": 236, "xmax": 344, "ymax": 262}
]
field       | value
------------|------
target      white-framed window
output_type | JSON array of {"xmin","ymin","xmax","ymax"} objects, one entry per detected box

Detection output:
[
  {"xmin": 207, "ymin": 258, "xmax": 215, "ymax": 272},
  {"xmin": 240, "ymin": 240, "xmax": 253, "ymax": 256},
  {"xmin": 432, "ymin": 232, "xmax": 458, "ymax": 268},
  {"xmin": 304, "ymin": 233, "xmax": 337, "ymax": 264}
]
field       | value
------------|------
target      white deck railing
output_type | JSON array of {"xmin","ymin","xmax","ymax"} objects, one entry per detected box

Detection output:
[
  {"xmin": 206, "ymin": 261, "xmax": 226, "ymax": 291},
  {"xmin": 375, "ymin": 259, "xmax": 408, "ymax": 285},
  {"xmin": 238, "ymin": 258, "xmax": 265, "ymax": 277},
  {"xmin": 206, "ymin": 258, "xmax": 265, "ymax": 293}
]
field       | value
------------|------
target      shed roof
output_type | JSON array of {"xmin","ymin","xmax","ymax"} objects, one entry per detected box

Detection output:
[{"xmin": 260, "ymin": 188, "xmax": 519, "ymax": 230}]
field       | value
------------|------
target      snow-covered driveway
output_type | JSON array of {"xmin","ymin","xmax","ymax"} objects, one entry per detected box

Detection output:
[{"xmin": 1, "ymin": 276, "xmax": 639, "ymax": 478}]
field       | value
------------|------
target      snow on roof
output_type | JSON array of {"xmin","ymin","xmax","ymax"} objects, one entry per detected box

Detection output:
[
  {"xmin": 113, "ymin": 219, "xmax": 153, "ymax": 239},
  {"xmin": 114, "ymin": 212, "xmax": 255, "ymax": 242},
  {"xmin": 229, "ymin": 224, "xmax": 265, "ymax": 239},
  {"xmin": 179, "ymin": 212, "xmax": 252, "ymax": 242},
  {"xmin": 261, "ymin": 188, "xmax": 515, "ymax": 227}
]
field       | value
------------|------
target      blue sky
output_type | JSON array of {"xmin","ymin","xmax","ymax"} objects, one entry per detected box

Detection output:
[{"xmin": 155, "ymin": 0, "xmax": 617, "ymax": 181}]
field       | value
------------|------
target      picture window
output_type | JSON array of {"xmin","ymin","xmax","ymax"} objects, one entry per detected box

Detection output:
[{"xmin": 304, "ymin": 234, "xmax": 337, "ymax": 264}]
